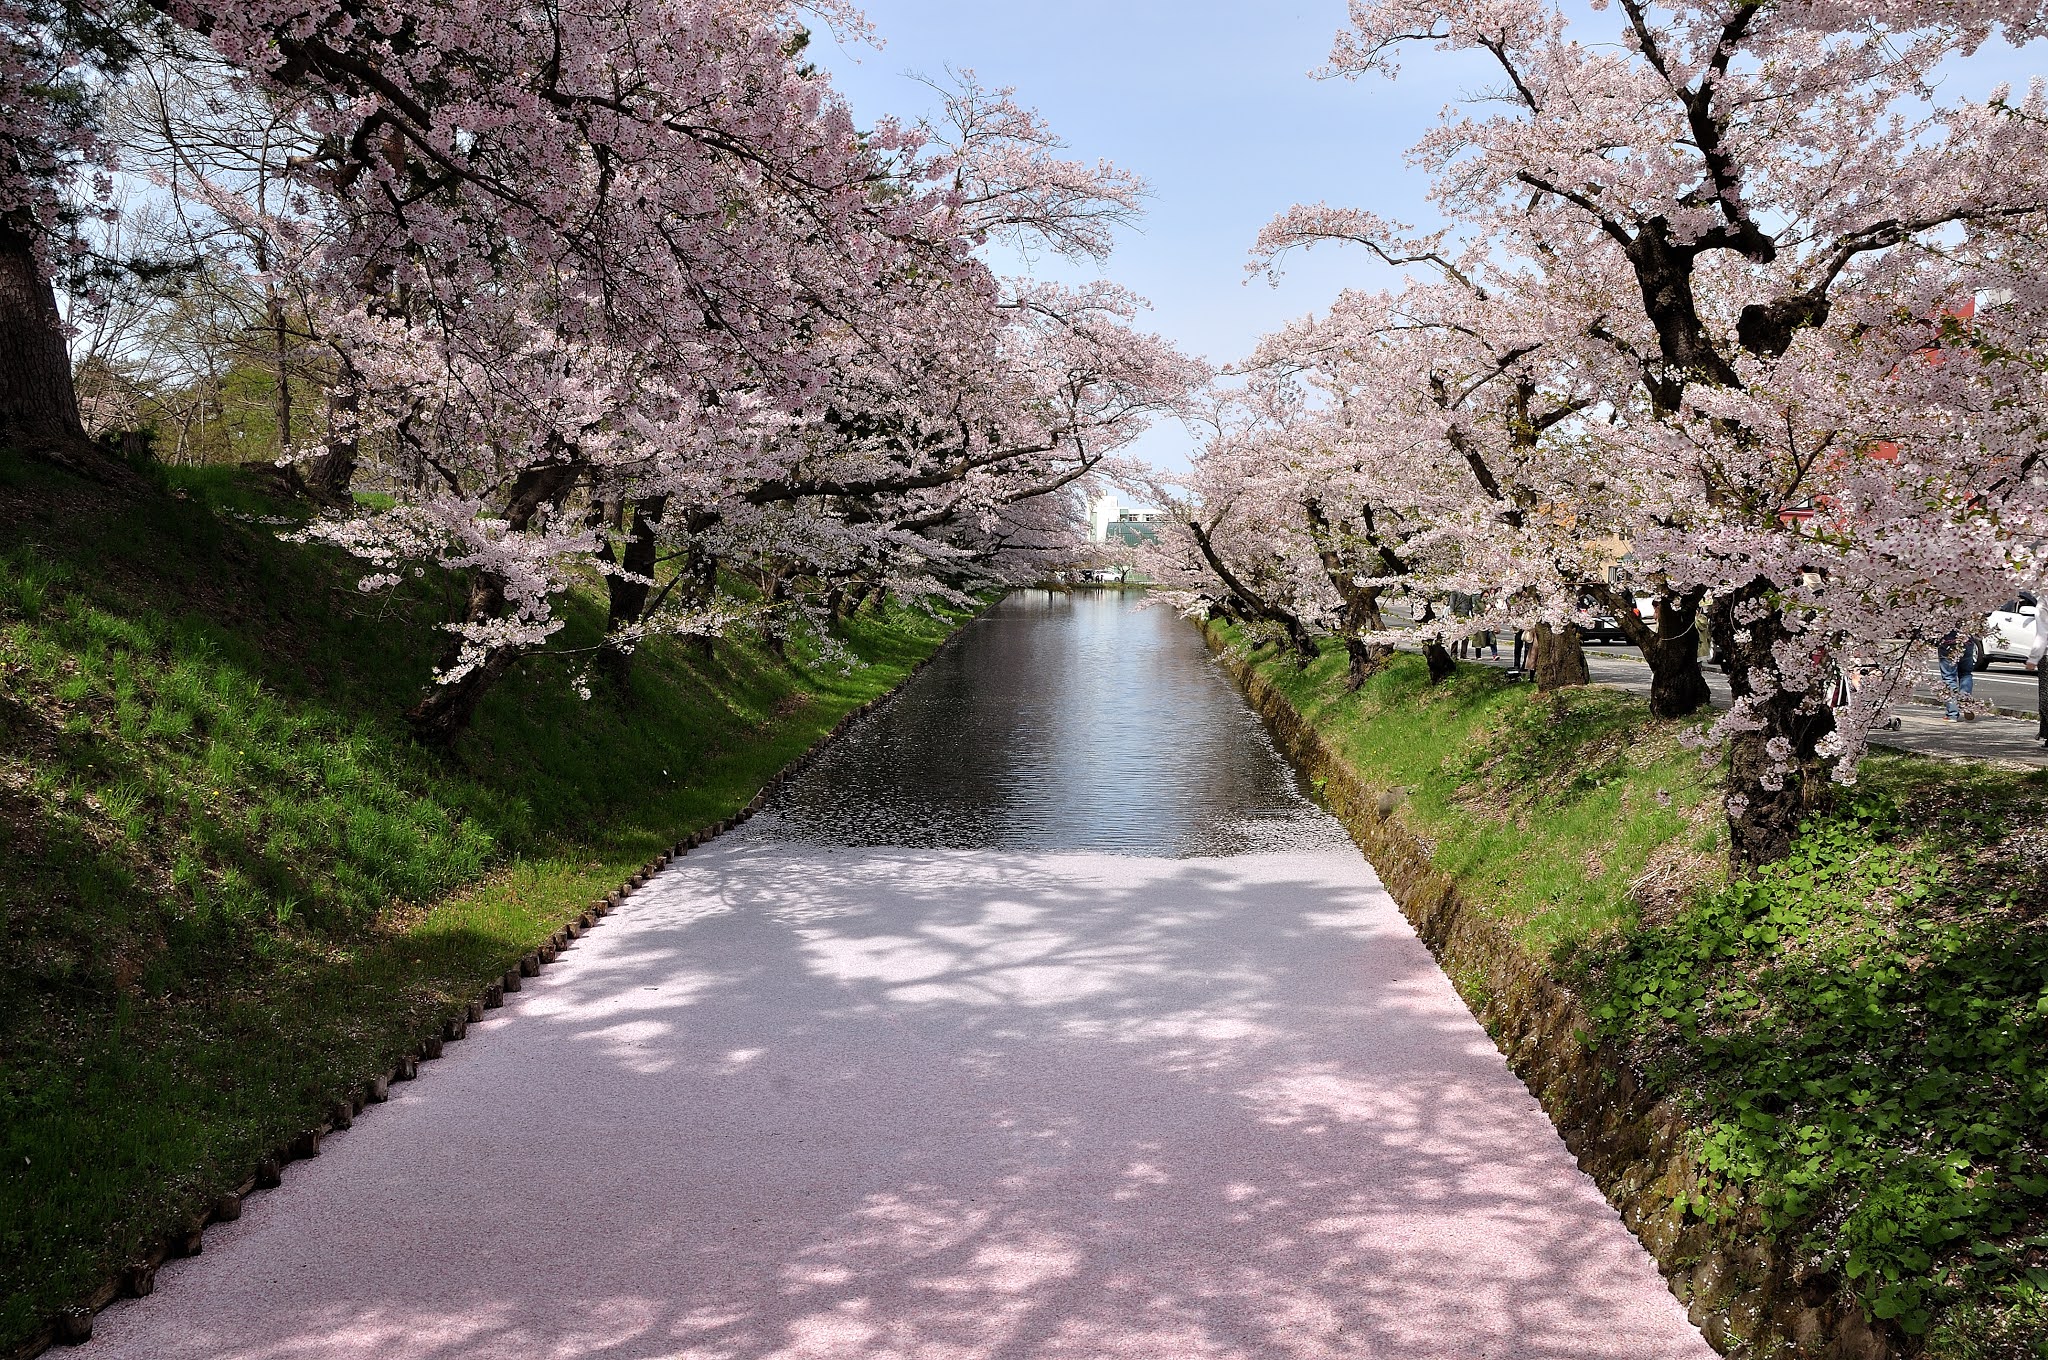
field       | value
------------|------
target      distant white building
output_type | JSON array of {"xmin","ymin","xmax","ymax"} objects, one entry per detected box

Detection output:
[
  {"xmin": 1087, "ymin": 493, "xmax": 1120, "ymax": 543},
  {"xmin": 1087, "ymin": 493, "xmax": 1166, "ymax": 544}
]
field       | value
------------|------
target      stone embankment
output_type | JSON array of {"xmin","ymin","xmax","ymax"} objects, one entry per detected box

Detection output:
[{"xmin": 1206, "ymin": 628, "xmax": 1898, "ymax": 1360}]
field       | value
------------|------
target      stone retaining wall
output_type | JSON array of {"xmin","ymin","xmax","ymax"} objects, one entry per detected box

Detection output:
[{"xmin": 1205, "ymin": 627, "xmax": 1898, "ymax": 1360}]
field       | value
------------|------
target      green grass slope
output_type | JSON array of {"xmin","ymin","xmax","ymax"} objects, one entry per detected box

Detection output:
[
  {"xmin": 0, "ymin": 451, "xmax": 968, "ymax": 1350},
  {"xmin": 1225, "ymin": 628, "xmax": 2048, "ymax": 1357}
]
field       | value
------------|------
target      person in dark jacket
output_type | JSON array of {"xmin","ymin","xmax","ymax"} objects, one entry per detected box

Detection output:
[{"xmin": 1937, "ymin": 628, "xmax": 1980, "ymax": 721}]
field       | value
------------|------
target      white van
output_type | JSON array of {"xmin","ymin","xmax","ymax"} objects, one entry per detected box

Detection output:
[{"xmin": 1978, "ymin": 592, "xmax": 2039, "ymax": 668}]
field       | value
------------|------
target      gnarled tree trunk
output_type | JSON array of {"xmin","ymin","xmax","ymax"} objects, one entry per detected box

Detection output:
[
  {"xmin": 303, "ymin": 414, "xmax": 357, "ymax": 501},
  {"xmin": 404, "ymin": 573, "xmax": 527, "ymax": 746},
  {"xmin": 1187, "ymin": 518, "xmax": 1319, "ymax": 665},
  {"xmin": 1305, "ymin": 498, "xmax": 1395, "ymax": 689},
  {"xmin": 1587, "ymin": 583, "xmax": 1710, "ymax": 718},
  {"xmin": 760, "ymin": 566, "xmax": 790, "ymax": 662},
  {"xmin": 1343, "ymin": 632, "xmax": 1395, "ymax": 690},
  {"xmin": 1530, "ymin": 621, "xmax": 1590, "ymax": 691},
  {"xmin": 598, "ymin": 495, "xmax": 668, "ymax": 687},
  {"xmin": 1413, "ymin": 599, "xmax": 1459, "ymax": 685}
]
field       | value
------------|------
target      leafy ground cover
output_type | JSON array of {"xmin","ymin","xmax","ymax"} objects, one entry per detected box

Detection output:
[
  {"xmin": 1225, "ymin": 627, "xmax": 2048, "ymax": 1357},
  {"xmin": 0, "ymin": 450, "xmax": 968, "ymax": 1350}
]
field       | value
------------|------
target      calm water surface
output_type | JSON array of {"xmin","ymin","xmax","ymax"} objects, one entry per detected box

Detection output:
[{"xmin": 746, "ymin": 590, "xmax": 1349, "ymax": 856}]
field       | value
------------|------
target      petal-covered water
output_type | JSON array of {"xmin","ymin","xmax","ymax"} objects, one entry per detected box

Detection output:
[
  {"xmin": 744, "ymin": 590, "xmax": 1349, "ymax": 856},
  {"xmin": 90, "ymin": 588, "xmax": 1714, "ymax": 1360}
]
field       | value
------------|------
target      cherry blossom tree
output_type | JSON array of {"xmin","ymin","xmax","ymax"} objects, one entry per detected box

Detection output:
[
  {"xmin": 0, "ymin": 0, "xmax": 136, "ymax": 455},
  {"xmin": 1234, "ymin": 0, "xmax": 2048, "ymax": 863},
  {"xmin": 5, "ymin": 0, "xmax": 1198, "ymax": 742},
  {"xmin": 277, "ymin": 49, "xmax": 1195, "ymax": 739}
]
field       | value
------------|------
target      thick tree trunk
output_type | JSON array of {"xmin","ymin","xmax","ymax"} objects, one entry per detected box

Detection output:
[
  {"xmin": 1588, "ymin": 584, "xmax": 1711, "ymax": 718},
  {"xmin": 597, "ymin": 495, "xmax": 668, "ymax": 688},
  {"xmin": 405, "ymin": 647, "xmax": 520, "ymax": 745},
  {"xmin": 690, "ymin": 549, "xmax": 720, "ymax": 662},
  {"xmin": 1531, "ymin": 621, "xmax": 1590, "ymax": 691},
  {"xmin": 1304, "ymin": 500, "xmax": 1394, "ymax": 690},
  {"xmin": 1285, "ymin": 620, "xmax": 1321, "ymax": 667},
  {"xmin": 1642, "ymin": 627, "xmax": 1710, "ymax": 717},
  {"xmin": 1413, "ymin": 599, "xmax": 1458, "ymax": 684},
  {"xmin": 405, "ymin": 575, "xmax": 522, "ymax": 745},
  {"xmin": 405, "ymin": 464, "xmax": 578, "ymax": 745},
  {"xmin": 303, "ymin": 390, "xmax": 357, "ymax": 502},
  {"xmin": 1343, "ymin": 635, "xmax": 1395, "ymax": 690},
  {"xmin": 1187, "ymin": 518, "xmax": 1319, "ymax": 667},
  {"xmin": 0, "ymin": 226, "xmax": 86, "ymax": 448},
  {"xmin": 1333, "ymin": 575, "xmax": 1392, "ymax": 687},
  {"xmin": 761, "ymin": 568, "xmax": 790, "ymax": 663},
  {"xmin": 1708, "ymin": 581, "xmax": 1835, "ymax": 868}
]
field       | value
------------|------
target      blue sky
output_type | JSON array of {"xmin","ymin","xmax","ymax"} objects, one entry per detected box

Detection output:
[
  {"xmin": 816, "ymin": 3, "xmax": 2047, "ymax": 472},
  {"xmin": 817, "ymin": 1, "xmax": 1459, "ymax": 470}
]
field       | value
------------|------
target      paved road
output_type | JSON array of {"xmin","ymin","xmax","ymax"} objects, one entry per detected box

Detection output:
[
  {"xmin": 90, "ymin": 848, "xmax": 1713, "ymax": 1360},
  {"xmin": 1568, "ymin": 642, "xmax": 2044, "ymax": 717},
  {"xmin": 89, "ymin": 595, "xmax": 1714, "ymax": 1360},
  {"xmin": 1464, "ymin": 648, "xmax": 2048, "ymax": 769}
]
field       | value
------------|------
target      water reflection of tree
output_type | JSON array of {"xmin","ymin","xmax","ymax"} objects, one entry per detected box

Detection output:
[{"xmin": 769, "ymin": 592, "xmax": 1338, "ymax": 855}]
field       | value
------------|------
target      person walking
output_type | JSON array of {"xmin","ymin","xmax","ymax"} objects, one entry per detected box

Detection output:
[
  {"xmin": 1937, "ymin": 627, "xmax": 1981, "ymax": 721},
  {"xmin": 2029, "ymin": 600, "xmax": 2047, "ymax": 747}
]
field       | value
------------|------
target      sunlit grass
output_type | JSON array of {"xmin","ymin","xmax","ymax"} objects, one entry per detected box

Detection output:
[{"xmin": 1229, "ymin": 630, "xmax": 1723, "ymax": 956}]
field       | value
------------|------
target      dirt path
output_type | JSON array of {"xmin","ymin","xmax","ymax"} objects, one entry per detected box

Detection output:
[{"xmin": 89, "ymin": 845, "xmax": 1713, "ymax": 1359}]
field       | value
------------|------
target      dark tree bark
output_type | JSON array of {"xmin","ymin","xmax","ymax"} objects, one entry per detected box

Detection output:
[
  {"xmin": 1707, "ymin": 580, "xmax": 1836, "ymax": 868},
  {"xmin": 1530, "ymin": 621, "xmax": 1590, "ymax": 691},
  {"xmin": 1585, "ymin": 583, "xmax": 1711, "ymax": 718},
  {"xmin": 690, "ymin": 548, "xmax": 720, "ymax": 661},
  {"xmin": 1186, "ymin": 518, "xmax": 1319, "ymax": 665},
  {"xmin": 0, "ymin": 226, "xmax": 86, "ymax": 448},
  {"xmin": 1343, "ymin": 632, "xmax": 1396, "ymax": 690},
  {"xmin": 1640, "ymin": 624, "xmax": 1710, "ymax": 715},
  {"xmin": 760, "ymin": 567, "xmax": 790, "ymax": 662},
  {"xmin": 1412, "ymin": 598, "xmax": 1460, "ymax": 685},
  {"xmin": 303, "ymin": 386, "xmax": 358, "ymax": 501},
  {"xmin": 597, "ymin": 495, "xmax": 667, "ymax": 686},
  {"xmin": 1304, "ymin": 498, "xmax": 1394, "ymax": 690},
  {"xmin": 406, "ymin": 463, "xmax": 579, "ymax": 745},
  {"xmin": 403, "ymin": 573, "xmax": 528, "ymax": 746}
]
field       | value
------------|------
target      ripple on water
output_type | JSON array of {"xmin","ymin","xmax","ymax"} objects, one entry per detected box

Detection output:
[{"xmin": 740, "ymin": 591, "xmax": 1354, "ymax": 858}]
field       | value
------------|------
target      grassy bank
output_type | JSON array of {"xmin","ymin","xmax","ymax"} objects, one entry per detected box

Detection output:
[
  {"xmin": 0, "ymin": 451, "xmax": 970, "ymax": 1351},
  {"xmin": 1223, "ymin": 627, "xmax": 2048, "ymax": 1358}
]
